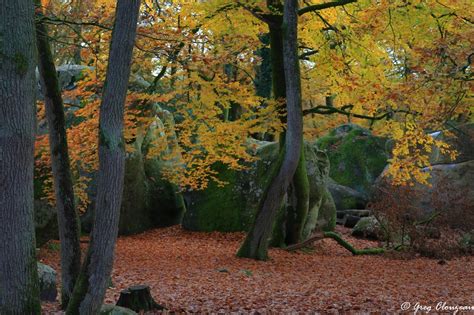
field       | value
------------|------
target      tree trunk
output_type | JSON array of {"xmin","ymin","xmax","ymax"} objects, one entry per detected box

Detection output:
[
  {"xmin": 286, "ymin": 145, "xmax": 310, "ymax": 244},
  {"xmin": 116, "ymin": 285, "xmax": 165, "ymax": 312},
  {"xmin": 72, "ymin": 0, "xmax": 83, "ymax": 64},
  {"xmin": 35, "ymin": 1, "xmax": 82, "ymax": 308},
  {"xmin": 237, "ymin": 0, "xmax": 302, "ymax": 260},
  {"xmin": 66, "ymin": 0, "xmax": 141, "ymax": 313},
  {"xmin": 0, "ymin": 1, "xmax": 41, "ymax": 313}
]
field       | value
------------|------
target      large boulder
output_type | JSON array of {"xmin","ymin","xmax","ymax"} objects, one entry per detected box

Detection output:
[
  {"xmin": 37, "ymin": 263, "xmax": 57, "ymax": 302},
  {"xmin": 182, "ymin": 140, "xmax": 277, "ymax": 232},
  {"xmin": 313, "ymin": 188, "xmax": 337, "ymax": 233},
  {"xmin": 351, "ymin": 216, "xmax": 383, "ymax": 240},
  {"xmin": 429, "ymin": 123, "xmax": 474, "ymax": 165},
  {"xmin": 373, "ymin": 160, "xmax": 474, "ymax": 232},
  {"xmin": 34, "ymin": 200, "xmax": 58, "ymax": 247},
  {"xmin": 118, "ymin": 107, "xmax": 186, "ymax": 235},
  {"xmin": 316, "ymin": 124, "xmax": 388, "ymax": 197},
  {"xmin": 417, "ymin": 160, "xmax": 474, "ymax": 214},
  {"xmin": 101, "ymin": 304, "xmax": 137, "ymax": 315},
  {"xmin": 327, "ymin": 178, "xmax": 368, "ymax": 210},
  {"xmin": 183, "ymin": 141, "xmax": 336, "ymax": 235},
  {"xmin": 83, "ymin": 106, "xmax": 185, "ymax": 235}
]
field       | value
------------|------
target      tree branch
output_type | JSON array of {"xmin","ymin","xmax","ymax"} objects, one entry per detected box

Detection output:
[
  {"xmin": 298, "ymin": 0, "xmax": 357, "ymax": 16},
  {"xmin": 303, "ymin": 104, "xmax": 419, "ymax": 121}
]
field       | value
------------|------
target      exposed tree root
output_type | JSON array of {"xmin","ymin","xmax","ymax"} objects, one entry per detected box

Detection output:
[{"xmin": 286, "ymin": 231, "xmax": 384, "ymax": 255}]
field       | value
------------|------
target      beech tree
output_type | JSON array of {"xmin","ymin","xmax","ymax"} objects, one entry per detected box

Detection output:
[
  {"xmin": 66, "ymin": 0, "xmax": 141, "ymax": 313},
  {"xmin": 35, "ymin": 0, "xmax": 82, "ymax": 308},
  {"xmin": 237, "ymin": 0, "xmax": 304, "ymax": 260},
  {"xmin": 0, "ymin": 0, "xmax": 41, "ymax": 313}
]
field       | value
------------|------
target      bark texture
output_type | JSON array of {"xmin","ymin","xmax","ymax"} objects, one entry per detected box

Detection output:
[
  {"xmin": 0, "ymin": 0, "xmax": 41, "ymax": 313},
  {"xmin": 35, "ymin": 1, "xmax": 82, "ymax": 308},
  {"xmin": 286, "ymin": 145, "xmax": 310, "ymax": 244},
  {"xmin": 237, "ymin": 0, "xmax": 302, "ymax": 260},
  {"xmin": 66, "ymin": 0, "xmax": 141, "ymax": 313},
  {"xmin": 116, "ymin": 285, "xmax": 165, "ymax": 312}
]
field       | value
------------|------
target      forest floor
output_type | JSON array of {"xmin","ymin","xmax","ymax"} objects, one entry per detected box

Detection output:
[{"xmin": 39, "ymin": 225, "xmax": 474, "ymax": 314}]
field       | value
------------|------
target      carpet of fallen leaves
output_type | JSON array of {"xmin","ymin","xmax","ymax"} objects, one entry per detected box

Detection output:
[{"xmin": 39, "ymin": 225, "xmax": 473, "ymax": 314}]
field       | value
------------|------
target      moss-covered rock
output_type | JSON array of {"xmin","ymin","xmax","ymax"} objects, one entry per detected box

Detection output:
[
  {"xmin": 84, "ymin": 108, "xmax": 185, "ymax": 235},
  {"xmin": 34, "ymin": 200, "xmax": 58, "ymax": 247},
  {"xmin": 118, "ymin": 111, "xmax": 185, "ymax": 235},
  {"xmin": 145, "ymin": 159, "xmax": 186, "ymax": 228},
  {"xmin": 37, "ymin": 263, "xmax": 57, "ymax": 302},
  {"xmin": 183, "ymin": 141, "xmax": 335, "ymax": 234},
  {"xmin": 316, "ymin": 124, "xmax": 388, "ymax": 196},
  {"xmin": 183, "ymin": 141, "xmax": 277, "ymax": 232},
  {"xmin": 351, "ymin": 216, "xmax": 382, "ymax": 240},
  {"xmin": 119, "ymin": 141, "xmax": 151, "ymax": 235},
  {"xmin": 101, "ymin": 304, "xmax": 137, "ymax": 315},
  {"xmin": 327, "ymin": 178, "xmax": 368, "ymax": 210},
  {"xmin": 315, "ymin": 188, "xmax": 337, "ymax": 232}
]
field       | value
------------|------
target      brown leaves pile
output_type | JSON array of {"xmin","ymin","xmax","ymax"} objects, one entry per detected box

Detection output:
[{"xmin": 39, "ymin": 226, "xmax": 473, "ymax": 314}]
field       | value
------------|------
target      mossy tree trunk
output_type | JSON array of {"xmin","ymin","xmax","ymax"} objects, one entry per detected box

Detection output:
[
  {"xmin": 66, "ymin": 1, "xmax": 141, "ymax": 313},
  {"xmin": 237, "ymin": 0, "xmax": 303, "ymax": 260},
  {"xmin": 0, "ymin": 0, "xmax": 41, "ymax": 313},
  {"xmin": 35, "ymin": 1, "xmax": 82, "ymax": 308},
  {"xmin": 267, "ymin": 1, "xmax": 310, "ymax": 247},
  {"xmin": 238, "ymin": 0, "xmax": 310, "ymax": 259},
  {"xmin": 286, "ymin": 145, "xmax": 310, "ymax": 244}
]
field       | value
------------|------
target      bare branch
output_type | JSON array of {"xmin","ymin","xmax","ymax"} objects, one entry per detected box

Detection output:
[{"xmin": 298, "ymin": 0, "xmax": 357, "ymax": 16}]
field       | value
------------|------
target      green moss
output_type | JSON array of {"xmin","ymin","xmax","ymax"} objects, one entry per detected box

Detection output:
[
  {"xmin": 183, "ymin": 162, "xmax": 246, "ymax": 232},
  {"xmin": 183, "ymin": 142, "xmax": 279, "ymax": 232},
  {"xmin": 119, "ymin": 152, "xmax": 151, "ymax": 235},
  {"xmin": 285, "ymin": 143, "xmax": 310, "ymax": 244},
  {"xmin": 316, "ymin": 124, "xmax": 388, "ymax": 195},
  {"xmin": 316, "ymin": 189, "xmax": 336, "ymax": 232},
  {"xmin": 66, "ymin": 253, "xmax": 91, "ymax": 314},
  {"xmin": 323, "ymin": 231, "xmax": 384, "ymax": 255},
  {"xmin": 183, "ymin": 141, "xmax": 335, "ymax": 239},
  {"xmin": 119, "ymin": 148, "xmax": 186, "ymax": 235}
]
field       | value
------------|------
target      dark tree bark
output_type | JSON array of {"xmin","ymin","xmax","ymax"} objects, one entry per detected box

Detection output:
[
  {"xmin": 265, "ymin": 2, "xmax": 310, "ymax": 247},
  {"xmin": 116, "ymin": 285, "xmax": 165, "ymax": 312},
  {"xmin": 66, "ymin": 0, "xmax": 141, "ymax": 313},
  {"xmin": 285, "ymin": 148, "xmax": 310, "ymax": 244},
  {"xmin": 237, "ymin": 0, "xmax": 302, "ymax": 260},
  {"xmin": 34, "ymin": 1, "xmax": 82, "ymax": 308},
  {"xmin": 0, "ymin": 0, "xmax": 41, "ymax": 313},
  {"xmin": 72, "ymin": 0, "xmax": 83, "ymax": 64}
]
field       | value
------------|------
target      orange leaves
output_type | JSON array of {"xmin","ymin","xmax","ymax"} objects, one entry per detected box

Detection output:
[
  {"xmin": 39, "ymin": 225, "xmax": 474, "ymax": 313},
  {"xmin": 386, "ymin": 122, "xmax": 458, "ymax": 186}
]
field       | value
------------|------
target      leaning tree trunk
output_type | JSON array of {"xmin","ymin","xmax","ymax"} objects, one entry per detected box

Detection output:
[
  {"xmin": 268, "ymin": 12, "xmax": 309, "ymax": 247},
  {"xmin": 35, "ymin": 1, "xmax": 82, "ymax": 308},
  {"xmin": 0, "ymin": 1, "xmax": 41, "ymax": 313},
  {"xmin": 286, "ymin": 145, "xmax": 310, "ymax": 244},
  {"xmin": 237, "ymin": 0, "xmax": 302, "ymax": 260},
  {"xmin": 66, "ymin": 1, "xmax": 141, "ymax": 314}
]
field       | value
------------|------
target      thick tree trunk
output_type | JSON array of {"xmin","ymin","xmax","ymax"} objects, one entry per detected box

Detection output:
[
  {"xmin": 237, "ymin": 0, "xmax": 302, "ymax": 260},
  {"xmin": 0, "ymin": 1, "xmax": 41, "ymax": 313},
  {"xmin": 268, "ymin": 9, "xmax": 310, "ymax": 247},
  {"xmin": 286, "ymin": 145, "xmax": 310, "ymax": 244},
  {"xmin": 66, "ymin": 1, "xmax": 141, "ymax": 313},
  {"xmin": 72, "ymin": 0, "xmax": 83, "ymax": 64},
  {"xmin": 35, "ymin": 1, "xmax": 82, "ymax": 308}
]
